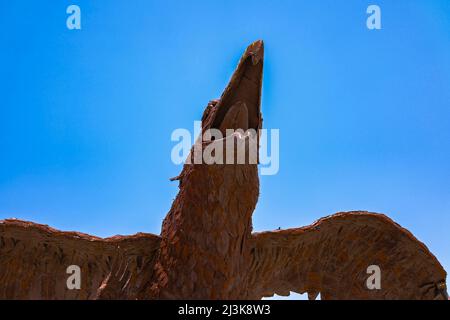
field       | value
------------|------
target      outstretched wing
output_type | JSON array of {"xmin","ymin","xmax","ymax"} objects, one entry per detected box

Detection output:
[
  {"xmin": 0, "ymin": 219, "xmax": 161, "ymax": 299},
  {"xmin": 248, "ymin": 211, "xmax": 447, "ymax": 300}
]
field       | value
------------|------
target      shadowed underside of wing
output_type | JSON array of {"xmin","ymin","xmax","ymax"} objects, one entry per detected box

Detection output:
[
  {"xmin": 0, "ymin": 219, "xmax": 161, "ymax": 300},
  {"xmin": 248, "ymin": 211, "xmax": 448, "ymax": 300}
]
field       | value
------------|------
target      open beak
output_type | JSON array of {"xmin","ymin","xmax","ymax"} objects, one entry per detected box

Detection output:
[{"xmin": 211, "ymin": 40, "xmax": 264, "ymax": 134}]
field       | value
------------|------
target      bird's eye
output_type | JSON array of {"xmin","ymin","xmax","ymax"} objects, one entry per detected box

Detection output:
[{"xmin": 201, "ymin": 100, "xmax": 219, "ymax": 124}]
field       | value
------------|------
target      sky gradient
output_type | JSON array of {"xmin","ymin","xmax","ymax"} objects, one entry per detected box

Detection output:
[{"xmin": 1, "ymin": 1, "xmax": 449, "ymax": 298}]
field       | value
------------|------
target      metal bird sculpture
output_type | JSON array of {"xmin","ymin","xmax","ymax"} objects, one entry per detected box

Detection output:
[{"xmin": 0, "ymin": 41, "xmax": 447, "ymax": 300}]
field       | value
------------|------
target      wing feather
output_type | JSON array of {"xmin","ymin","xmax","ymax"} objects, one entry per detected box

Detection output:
[
  {"xmin": 248, "ymin": 212, "xmax": 447, "ymax": 300},
  {"xmin": 0, "ymin": 219, "xmax": 161, "ymax": 299}
]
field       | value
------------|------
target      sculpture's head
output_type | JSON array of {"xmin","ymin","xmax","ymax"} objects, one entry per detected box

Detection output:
[
  {"xmin": 175, "ymin": 40, "xmax": 264, "ymax": 187},
  {"xmin": 201, "ymin": 40, "xmax": 264, "ymax": 137}
]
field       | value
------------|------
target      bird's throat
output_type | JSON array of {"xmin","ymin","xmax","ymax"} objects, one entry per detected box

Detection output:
[{"xmin": 152, "ymin": 163, "xmax": 259, "ymax": 299}]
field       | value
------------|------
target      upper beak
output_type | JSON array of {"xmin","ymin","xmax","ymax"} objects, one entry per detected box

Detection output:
[{"xmin": 211, "ymin": 40, "xmax": 264, "ymax": 132}]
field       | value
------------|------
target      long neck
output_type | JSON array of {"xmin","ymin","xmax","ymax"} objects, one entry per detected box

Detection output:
[{"xmin": 151, "ymin": 163, "xmax": 259, "ymax": 299}]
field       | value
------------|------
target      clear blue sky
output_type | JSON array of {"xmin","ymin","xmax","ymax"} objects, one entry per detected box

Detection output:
[{"xmin": 1, "ymin": 0, "xmax": 449, "ymax": 285}]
